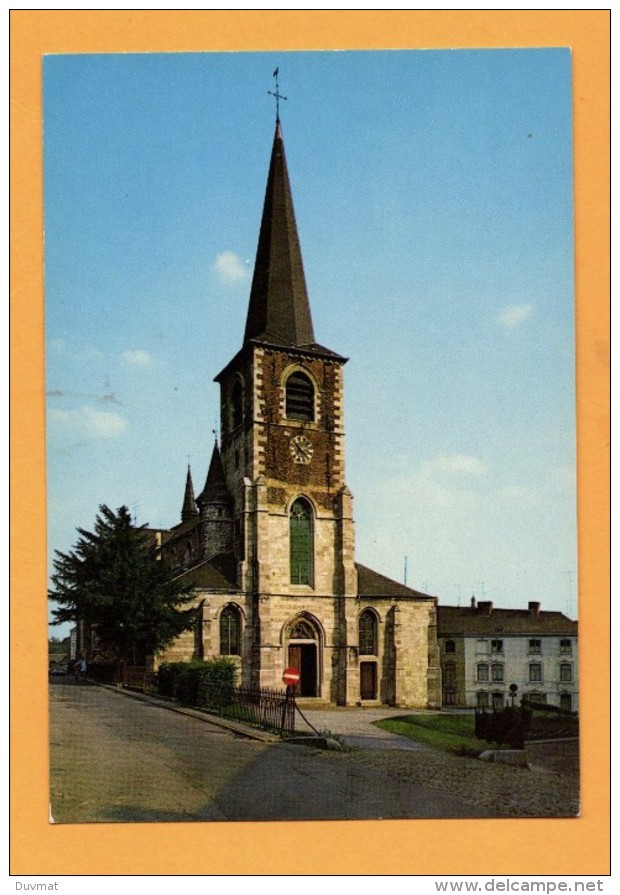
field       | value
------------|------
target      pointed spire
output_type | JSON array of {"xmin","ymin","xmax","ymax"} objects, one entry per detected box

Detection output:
[
  {"xmin": 243, "ymin": 122, "xmax": 315, "ymax": 348},
  {"xmin": 196, "ymin": 441, "xmax": 231, "ymax": 509},
  {"xmin": 181, "ymin": 465, "xmax": 198, "ymax": 522}
]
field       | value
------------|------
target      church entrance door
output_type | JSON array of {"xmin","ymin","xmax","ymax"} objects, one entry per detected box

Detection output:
[
  {"xmin": 360, "ymin": 661, "xmax": 377, "ymax": 700},
  {"xmin": 288, "ymin": 643, "xmax": 318, "ymax": 697}
]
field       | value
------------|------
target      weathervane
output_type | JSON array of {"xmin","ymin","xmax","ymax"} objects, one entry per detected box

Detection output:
[{"xmin": 268, "ymin": 67, "xmax": 287, "ymax": 122}]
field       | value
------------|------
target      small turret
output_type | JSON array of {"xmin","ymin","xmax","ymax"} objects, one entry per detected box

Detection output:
[
  {"xmin": 196, "ymin": 441, "xmax": 235, "ymax": 561},
  {"xmin": 181, "ymin": 466, "xmax": 198, "ymax": 522}
]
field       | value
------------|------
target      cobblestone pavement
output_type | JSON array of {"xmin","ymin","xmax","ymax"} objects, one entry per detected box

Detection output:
[{"xmin": 297, "ymin": 705, "xmax": 580, "ymax": 818}]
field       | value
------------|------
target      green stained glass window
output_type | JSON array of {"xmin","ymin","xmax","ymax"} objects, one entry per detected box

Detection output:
[{"xmin": 290, "ymin": 499, "xmax": 313, "ymax": 585}]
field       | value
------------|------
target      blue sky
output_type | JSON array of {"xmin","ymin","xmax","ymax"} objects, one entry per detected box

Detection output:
[{"xmin": 44, "ymin": 49, "xmax": 577, "ymax": 633}]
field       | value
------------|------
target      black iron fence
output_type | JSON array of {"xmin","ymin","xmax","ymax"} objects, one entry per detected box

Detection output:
[
  {"xmin": 475, "ymin": 706, "xmax": 532, "ymax": 748},
  {"xmin": 218, "ymin": 686, "xmax": 296, "ymax": 736},
  {"xmin": 476, "ymin": 704, "xmax": 579, "ymax": 749}
]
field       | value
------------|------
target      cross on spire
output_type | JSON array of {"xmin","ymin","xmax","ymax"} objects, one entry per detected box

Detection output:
[{"xmin": 268, "ymin": 67, "xmax": 287, "ymax": 122}]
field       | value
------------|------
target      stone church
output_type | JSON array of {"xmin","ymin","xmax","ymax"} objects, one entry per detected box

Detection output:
[{"xmin": 155, "ymin": 119, "xmax": 441, "ymax": 708}]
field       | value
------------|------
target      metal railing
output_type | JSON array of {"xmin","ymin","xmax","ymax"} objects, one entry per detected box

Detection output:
[
  {"xmin": 218, "ymin": 686, "xmax": 296, "ymax": 736},
  {"xmin": 123, "ymin": 666, "xmax": 158, "ymax": 692}
]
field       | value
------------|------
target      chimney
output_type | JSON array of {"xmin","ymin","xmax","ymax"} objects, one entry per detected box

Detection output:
[
  {"xmin": 528, "ymin": 601, "xmax": 541, "ymax": 618},
  {"xmin": 470, "ymin": 596, "xmax": 477, "ymax": 610},
  {"xmin": 478, "ymin": 601, "xmax": 494, "ymax": 616}
]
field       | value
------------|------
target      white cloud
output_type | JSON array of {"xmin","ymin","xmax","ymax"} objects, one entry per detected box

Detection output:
[
  {"xmin": 493, "ymin": 485, "xmax": 538, "ymax": 505},
  {"xmin": 122, "ymin": 349, "xmax": 153, "ymax": 367},
  {"xmin": 48, "ymin": 406, "xmax": 128, "ymax": 439},
  {"xmin": 496, "ymin": 303, "xmax": 534, "ymax": 330},
  {"xmin": 422, "ymin": 454, "xmax": 487, "ymax": 477},
  {"xmin": 212, "ymin": 250, "xmax": 250, "ymax": 285}
]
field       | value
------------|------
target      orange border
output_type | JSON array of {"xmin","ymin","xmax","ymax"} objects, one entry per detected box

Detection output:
[{"xmin": 10, "ymin": 10, "xmax": 610, "ymax": 876}]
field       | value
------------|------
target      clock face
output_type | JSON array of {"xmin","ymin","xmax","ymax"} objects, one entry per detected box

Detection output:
[{"xmin": 290, "ymin": 434, "xmax": 313, "ymax": 464}]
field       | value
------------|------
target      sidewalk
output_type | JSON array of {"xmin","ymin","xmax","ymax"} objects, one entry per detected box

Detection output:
[{"xmin": 294, "ymin": 704, "xmax": 428, "ymax": 751}]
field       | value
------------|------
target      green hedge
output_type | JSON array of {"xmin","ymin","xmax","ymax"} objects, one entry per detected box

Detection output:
[{"xmin": 157, "ymin": 659, "xmax": 236, "ymax": 711}]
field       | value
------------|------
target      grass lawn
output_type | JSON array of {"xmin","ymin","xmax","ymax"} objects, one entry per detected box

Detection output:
[{"xmin": 374, "ymin": 713, "xmax": 490, "ymax": 757}]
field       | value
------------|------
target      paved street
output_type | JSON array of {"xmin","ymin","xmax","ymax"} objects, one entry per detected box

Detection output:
[
  {"xmin": 49, "ymin": 680, "xmax": 488, "ymax": 823},
  {"xmin": 50, "ymin": 681, "xmax": 579, "ymax": 823}
]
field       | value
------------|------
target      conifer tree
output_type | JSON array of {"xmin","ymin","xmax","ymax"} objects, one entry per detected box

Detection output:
[{"xmin": 49, "ymin": 505, "xmax": 196, "ymax": 662}]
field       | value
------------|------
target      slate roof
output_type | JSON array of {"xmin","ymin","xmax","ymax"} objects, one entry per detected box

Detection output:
[
  {"xmin": 173, "ymin": 553, "xmax": 238, "ymax": 590},
  {"xmin": 437, "ymin": 605, "xmax": 578, "ymax": 637},
  {"xmin": 196, "ymin": 441, "xmax": 231, "ymax": 507},
  {"xmin": 356, "ymin": 563, "xmax": 435, "ymax": 600},
  {"xmin": 181, "ymin": 465, "xmax": 198, "ymax": 522},
  {"xmin": 243, "ymin": 121, "xmax": 315, "ymax": 348}
]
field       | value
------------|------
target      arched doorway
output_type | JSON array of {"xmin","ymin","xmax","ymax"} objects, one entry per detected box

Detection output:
[{"xmin": 286, "ymin": 615, "xmax": 321, "ymax": 697}]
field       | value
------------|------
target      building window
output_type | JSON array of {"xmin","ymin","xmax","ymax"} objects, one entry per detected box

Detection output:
[
  {"xmin": 492, "ymin": 692, "xmax": 504, "ymax": 711},
  {"xmin": 491, "ymin": 663, "xmax": 504, "ymax": 682},
  {"xmin": 290, "ymin": 498, "xmax": 313, "ymax": 585},
  {"xmin": 477, "ymin": 663, "xmax": 489, "ymax": 682},
  {"xmin": 528, "ymin": 691, "xmax": 547, "ymax": 704},
  {"xmin": 477, "ymin": 691, "xmax": 489, "ymax": 708},
  {"xmin": 231, "ymin": 378, "xmax": 243, "ymax": 429},
  {"xmin": 560, "ymin": 692, "xmax": 573, "ymax": 711},
  {"xmin": 491, "ymin": 639, "xmax": 504, "ymax": 654},
  {"xmin": 529, "ymin": 663, "xmax": 543, "ymax": 683},
  {"xmin": 559, "ymin": 638, "xmax": 572, "ymax": 654},
  {"xmin": 444, "ymin": 639, "xmax": 456, "ymax": 653},
  {"xmin": 559, "ymin": 662, "xmax": 573, "ymax": 683},
  {"xmin": 220, "ymin": 604, "xmax": 241, "ymax": 656},
  {"xmin": 359, "ymin": 609, "xmax": 377, "ymax": 656},
  {"xmin": 285, "ymin": 371, "xmax": 314, "ymax": 421},
  {"xmin": 529, "ymin": 639, "xmax": 542, "ymax": 654}
]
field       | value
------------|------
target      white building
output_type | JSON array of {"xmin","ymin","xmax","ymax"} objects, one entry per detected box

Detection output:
[{"xmin": 438, "ymin": 599, "xmax": 578, "ymax": 712}]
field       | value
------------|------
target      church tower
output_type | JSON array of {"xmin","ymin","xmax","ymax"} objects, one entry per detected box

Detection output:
[
  {"xmin": 158, "ymin": 108, "xmax": 440, "ymax": 709},
  {"xmin": 214, "ymin": 121, "xmax": 357, "ymax": 701}
]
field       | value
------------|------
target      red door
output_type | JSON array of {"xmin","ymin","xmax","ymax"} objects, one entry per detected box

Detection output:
[{"xmin": 288, "ymin": 644, "xmax": 317, "ymax": 696}]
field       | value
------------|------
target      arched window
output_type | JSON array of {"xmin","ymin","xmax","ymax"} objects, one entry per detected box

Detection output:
[
  {"xmin": 286, "ymin": 371, "xmax": 314, "ymax": 421},
  {"xmin": 220, "ymin": 604, "xmax": 241, "ymax": 656},
  {"xmin": 231, "ymin": 379, "xmax": 243, "ymax": 429},
  {"xmin": 359, "ymin": 610, "xmax": 377, "ymax": 656},
  {"xmin": 290, "ymin": 498, "xmax": 313, "ymax": 585}
]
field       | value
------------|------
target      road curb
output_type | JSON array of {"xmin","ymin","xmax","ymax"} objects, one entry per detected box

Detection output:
[{"xmin": 96, "ymin": 682, "xmax": 281, "ymax": 744}]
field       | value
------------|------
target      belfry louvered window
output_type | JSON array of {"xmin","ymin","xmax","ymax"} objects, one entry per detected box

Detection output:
[
  {"xmin": 290, "ymin": 498, "xmax": 313, "ymax": 585},
  {"xmin": 286, "ymin": 372, "xmax": 314, "ymax": 421},
  {"xmin": 220, "ymin": 604, "xmax": 241, "ymax": 656}
]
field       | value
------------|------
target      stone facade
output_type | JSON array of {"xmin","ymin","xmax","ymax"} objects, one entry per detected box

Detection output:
[{"xmin": 154, "ymin": 120, "xmax": 441, "ymax": 708}]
